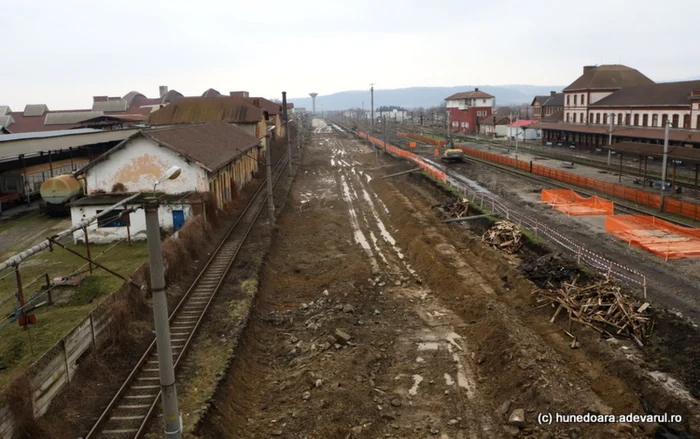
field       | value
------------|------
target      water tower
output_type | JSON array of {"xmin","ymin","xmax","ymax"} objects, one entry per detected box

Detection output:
[{"xmin": 309, "ymin": 93, "xmax": 318, "ymax": 113}]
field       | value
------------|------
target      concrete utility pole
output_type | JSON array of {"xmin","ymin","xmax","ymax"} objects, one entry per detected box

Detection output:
[
  {"xmin": 660, "ymin": 119, "xmax": 670, "ymax": 211},
  {"xmin": 282, "ymin": 91, "xmax": 292, "ymax": 176},
  {"xmin": 370, "ymin": 84, "xmax": 375, "ymax": 130},
  {"xmin": 607, "ymin": 113, "xmax": 614, "ymax": 168},
  {"xmin": 265, "ymin": 135, "xmax": 275, "ymax": 226},
  {"xmin": 514, "ymin": 115, "xmax": 520, "ymax": 167},
  {"xmin": 144, "ymin": 198, "xmax": 181, "ymax": 439}
]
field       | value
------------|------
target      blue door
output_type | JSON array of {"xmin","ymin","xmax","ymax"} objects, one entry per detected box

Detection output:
[{"xmin": 172, "ymin": 210, "xmax": 185, "ymax": 232}]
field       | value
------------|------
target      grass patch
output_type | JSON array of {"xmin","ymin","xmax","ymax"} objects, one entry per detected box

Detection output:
[{"xmin": 0, "ymin": 241, "xmax": 148, "ymax": 389}]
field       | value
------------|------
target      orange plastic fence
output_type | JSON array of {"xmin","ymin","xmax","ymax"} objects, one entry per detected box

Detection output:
[
  {"xmin": 397, "ymin": 131, "xmax": 446, "ymax": 146},
  {"xmin": 541, "ymin": 189, "xmax": 615, "ymax": 216},
  {"xmin": 605, "ymin": 215, "xmax": 700, "ymax": 259},
  {"xmin": 359, "ymin": 131, "xmax": 446, "ymax": 182},
  {"xmin": 459, "ymin": 146, "xmax": 700, "ymax": 222}
]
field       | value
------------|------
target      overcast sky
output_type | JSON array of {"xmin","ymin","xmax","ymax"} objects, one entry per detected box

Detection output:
[{"xmin": 2, "ymin": 0, "xmax": 698, "ymax": 110}]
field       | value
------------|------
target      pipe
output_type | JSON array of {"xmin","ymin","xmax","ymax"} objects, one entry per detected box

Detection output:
[{"xmin": 442, "ymin": 213, "xmax": 499, "ymax": 224}]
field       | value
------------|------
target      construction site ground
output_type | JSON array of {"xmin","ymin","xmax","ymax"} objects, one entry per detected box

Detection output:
[{"xmin": 197, "ymin": 120, "xmax": 700, "ymax": 438}]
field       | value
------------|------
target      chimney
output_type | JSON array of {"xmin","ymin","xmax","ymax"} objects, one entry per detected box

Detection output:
[
  {"xmin": 475, "ymin": 87, "xmax": 479, "ymax": 92},
  {"xmin": 159, "ymin": 85, "xmax": 168, "ymax": 97},
  {"xmin": 583, "ymin": 65, "xmax": 596, "ymax": 74},
  {"xmin": 550, "ymin": 91, "xmax": 556, "ymax": 97},
  {"xmin": 230, "ymin": 91, "xmax": 249, "ymax": 98}
]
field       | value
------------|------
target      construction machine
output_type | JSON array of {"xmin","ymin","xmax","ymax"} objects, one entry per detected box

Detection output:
[{"xmin": 440, "ymin": 136, "xmax": 464, "ymax": 163}]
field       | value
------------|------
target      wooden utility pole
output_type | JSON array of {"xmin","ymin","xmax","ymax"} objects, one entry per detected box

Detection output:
[{"xmin": 370, "ymin": 84, "xmax": 375, "ymax": 130}]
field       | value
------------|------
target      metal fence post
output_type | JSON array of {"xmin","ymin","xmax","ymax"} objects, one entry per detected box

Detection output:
[
  {"xmin": 577, "ymin": 246, "xmax": 582, "ymax": 264},
  {"xmin": 643, "ymin": 277, "xmax": 647, "ymax": 299}
]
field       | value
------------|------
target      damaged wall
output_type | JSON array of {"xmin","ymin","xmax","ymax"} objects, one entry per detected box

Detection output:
[
  {"xmin": 85, "ymin": 137, "xmax": 209, "ymax": 194},
  {"xmin": 70, "ymin": 202, "xmax": 193, "ymax": 244}
]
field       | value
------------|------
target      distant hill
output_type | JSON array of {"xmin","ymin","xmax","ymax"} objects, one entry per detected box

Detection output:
[{"xmin": 289, "ymin": 85, "xmax": 565, "ymax": 111}]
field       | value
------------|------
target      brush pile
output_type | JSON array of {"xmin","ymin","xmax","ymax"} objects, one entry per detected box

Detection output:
[
  {"xmin": 520, "ymin": 253, "xmax": 579, "ymax": 286},
  {"xmin": 442, "ymin": 198, "xmax": 470, "ymax": 218},
  {"xmin": 482, "ymin": 221, "xmax": 523, "ymax": 253},
  {"xmin": 537, "ymin": 278, "xmax": 653, "ymax": 346}
]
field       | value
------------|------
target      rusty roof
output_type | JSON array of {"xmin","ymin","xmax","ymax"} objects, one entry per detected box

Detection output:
[
  {"xmin": 564, "ymin": 65, "xmax": 654, "ymax": 91},
  {"xmin": 607, "ymin": 141, "xmax": 700, "ymax": 163},
  {"xmin": 147, "ymin": 97, "xmax": 263, "ymax": 125},
  {"xmin": 247, "ymin": 97, "xmax": 281, "ymax": 115}
]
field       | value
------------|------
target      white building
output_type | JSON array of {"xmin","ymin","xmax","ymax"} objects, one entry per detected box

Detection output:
[
  {"xmin": 506, "ymin": 120, "xmax": 540, "ymax": 141},
  {"xmin": 70, "ymin": 121, "xmax": 262, "ymax": 243},
  {"xmin": 378, "ymin": 109, "xmax": 409, "ymax": 123}
]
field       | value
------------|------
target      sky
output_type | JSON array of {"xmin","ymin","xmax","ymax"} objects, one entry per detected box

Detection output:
[{"xmin": 2, "ymin": 0, "xmax": 699, "ymax": 110}]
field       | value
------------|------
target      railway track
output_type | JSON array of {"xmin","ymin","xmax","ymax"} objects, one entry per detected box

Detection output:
[{"xmin": 85, "ymin": 144, "xmax": 294, "ymax": 439}]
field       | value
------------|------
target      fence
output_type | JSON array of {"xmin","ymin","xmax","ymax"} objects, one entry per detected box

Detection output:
[
  {"xmin": 397, "ymin": 131, "xmax": 446, "ymax": 146},
  {"xmin": 356, "ymin": 129, "xmax": 648, "ymax": 294},
  {"xmin": 459, "ymin": 146, "xmax": 700, "ymax": 222},
  {"xmin": 541, "ymin": 189, "xmax": 615, "ymax": 216},
  {"xmin": 605, "ymin": 215, "xmax": 700, "ymax": 260}
]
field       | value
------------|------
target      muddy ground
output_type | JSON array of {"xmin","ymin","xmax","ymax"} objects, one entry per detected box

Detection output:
[{"xmin": 197, "ymin": 120, "xmax": 699, "ymax": 438}]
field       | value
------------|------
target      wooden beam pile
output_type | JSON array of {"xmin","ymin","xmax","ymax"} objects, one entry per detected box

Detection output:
[
  {"xmin": 482, "ymin": 221, "xmax": 523, "ymax": 253},
  {"xmin": 442, "ymin": 198, "xmax": 470, "ymax": 218},
  {"xmin": 537, "ymin": 279, "xmax": 653, "ymax": 346}
]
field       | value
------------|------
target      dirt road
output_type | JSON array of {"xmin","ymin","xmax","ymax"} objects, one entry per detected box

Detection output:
[{"xmin": 197, "ymin": 120, "xmax": 697, "ymax": 438}]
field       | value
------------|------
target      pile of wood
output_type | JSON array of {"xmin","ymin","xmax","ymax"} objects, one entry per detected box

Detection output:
[
  {"xmin": 482, "ymin": 221, "xmax": 523, "ymax": 253},
  {"xmin": 442, "ymin": 198, "xmax": 470, "ymax": 218},
  {"xmin": 520, "ymin": 253, "xmax": 579, "ymax": 287},
  {"xmin": 537, "ymin": 279, "xmax": 653, "ymax": 346}
]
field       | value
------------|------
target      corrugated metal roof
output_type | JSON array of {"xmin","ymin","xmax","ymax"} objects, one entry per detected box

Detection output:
[
  {"xmin": 44, "ymin": 111, "xmax": 104, "ymax": 125},
  {"xmin": 531, "ymin": 122, "xmax": 700, "ymax": 143},
  {"xmin": 0, "ymin": 128, "xmax": 137, "ymax": 159},
  {"xmin": 0, "ymin": 106, "xmax": 11, "ymax": 116},
  {"xmin": 0, "ymin": 128, "xmax": 101, "ymax": 142},
  {"xmin": 123, "ymin": 91, "xmax": 146, "ymax": 106},
  {"xmin": 202, "ymin": 88, "xmax": 222, "ymax": 98},
  {"xmin": 93, "ymin": 100, "xmax": 128, "ymax": 112},
  {"xmin": 148, "ymin": 97, "xmax": 263, "ymax": 125},
  {"xmin": 23, "ymin": 104, "xmax": 49, "ymax": 117}
]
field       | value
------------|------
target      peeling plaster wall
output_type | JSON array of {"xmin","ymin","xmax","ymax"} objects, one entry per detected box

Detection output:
[
  {"xmin": 70, "ymin": 202, "xmax": 193, "ymax": 244},
  {"xmin": 85, "ymin": 137, "xmax": 208, "ymax": 194}
]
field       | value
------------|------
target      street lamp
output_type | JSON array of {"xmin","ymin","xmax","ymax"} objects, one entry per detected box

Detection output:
[{"xmin": 145, "ymin": 166, "xmax": 183, "ymax": 439}]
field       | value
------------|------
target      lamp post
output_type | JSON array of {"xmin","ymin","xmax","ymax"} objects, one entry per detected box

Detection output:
[
  {"xmin": 146, "ymin": 165, "xmax": 182, "ymax": 439},
  {"xmin": 660, "ymin": 119, "xmax": 671, "ymax": 211},
  {"xmin": 607, "ymin": 113, "xmax": 614, "ymax": 168}
]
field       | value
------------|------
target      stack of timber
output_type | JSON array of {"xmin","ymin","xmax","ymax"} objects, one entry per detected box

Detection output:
[
  {"xmin": 537, "ymin": 279, "xmax": 653, "ymax": 346},
  {"xmin": 482, "ymin": 221, "xmax": 523, "ymax": 253},
  {"xmin": 442, "ymin": 198, "xmax": 470, "ymax": 218}
]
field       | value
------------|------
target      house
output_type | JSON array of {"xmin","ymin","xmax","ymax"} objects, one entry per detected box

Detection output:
[
  {"xmin": 231, "ymin": 92, "xmax": 285, "ymax": 138},
  {"xmin": 378, "ymin": 109, "xmax": 409, "ymax": 123},
  {"xmin": 531, "ymin": 91, "xmax": 564, "ymax": 121},
  {"xmin": 147, "ymin": 96, "xmax": 266, "ymax": 138},
  {"xmin": 479, "ymin": 115, "xmax": 511, "ymax": 137},
  {"xmin": 444, "ymin": 88, "xmax": 494, "ymax": 134},
  {"xmin": 533, "ymin": 65, "xmax": 700, "ymax": 148},
  {"xmin": 70, "ymin": 122, "xmax": 262, "ymax": 243},
  {"xmin": 506, "ymin": 120, "xmax": 540, "ymax": 141}
]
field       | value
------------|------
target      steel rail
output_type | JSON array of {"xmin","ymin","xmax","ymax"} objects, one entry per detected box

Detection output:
[{"xmin": 85, "ymin": 136, "xmax": 298, "ymax": 439}]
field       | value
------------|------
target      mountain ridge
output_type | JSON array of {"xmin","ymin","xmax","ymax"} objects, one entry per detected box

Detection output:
[{"xmin": 288, "ymin": 85, "xmax": 566, "ymax": 110}]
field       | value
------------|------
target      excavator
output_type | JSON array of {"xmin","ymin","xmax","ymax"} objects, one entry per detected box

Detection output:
[{"xmin": 440, "ymin": 136, "xmax": 464, "ymax": 163}]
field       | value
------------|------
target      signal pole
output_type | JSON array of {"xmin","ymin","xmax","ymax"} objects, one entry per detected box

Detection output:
[
  {"xmin": 370, "ymin": 84, "xmax": 375, "ymax": 130},
  {"xmin": 282, "ymin": 91, "xmax": 292, "ymax": 176}
]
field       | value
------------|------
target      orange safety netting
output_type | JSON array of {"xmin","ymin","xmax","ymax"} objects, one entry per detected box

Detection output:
[
  {"xmin": 541, "ymin": 189, "xmax": 615, "ymax": 216},
  {"xmin": 605, "ymin": 214, "xmax": 700, "ymax": 259},
  {"xmin": 397, "ymin": 131, "xmax": 446, "ymax": 146},
  {"xmin": 458, "ymin": 146, "xmax": 700, "ymax": 222}
]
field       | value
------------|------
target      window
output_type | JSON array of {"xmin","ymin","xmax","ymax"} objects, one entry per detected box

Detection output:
[
  {"xmin": 97, "ymin": 209, "xmax": 130, "ymax": 228},
  {"xmin": 618, "ymin": 113, "xmax": 623, "ymax": 125},
  {"xmin": 642, "ymin": 114, "xmax": 648, "ymax": 127},
  {"xmin": 566, "ymin": 113, "xmax": 570, "ymax": 122},
  {"xmin": 625, "ymin": 114, "xmax": 631, "ymax": 125},
  {"xmin": 633, "ymin": 114, "xmax": 639, "ymax": 126},
  {"xmin": 580, "ymin": 113, "xmax": 585, "ymax": 123},
  {"xmin": 661, "ymin": 114, "xmax": 668, "ymax": 126},
  {"xmin": 574, "ymin": 95, "xmax": 578, "ymax": 106},
  {"xmin": 573, "ymin": 113, "xmax": 577, "ymax": 123},
  {"xmin": 603, "ymin": 113, "xmax": 608, "ymax": 124},
  {"xmin": 581, "ymin": 94, "xmax": 585, "ymax": 106},
  {"xmin": 652, "ymin": 114, "xmax": 658, "ymax": 127},
  {"xmin": 672, "ymin": 114, "xmax": 679, "ymax": 127},
  {"xmin": 482, "ymin": 99, "xmax": 486, "ymax": 103},
  {"xmin": 697, "ymin": 115, "xmax": 700, "ymax": 129},
  {"xmin": 567, "ymin": 95, "xmax": 570, "ymax": 106}
]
